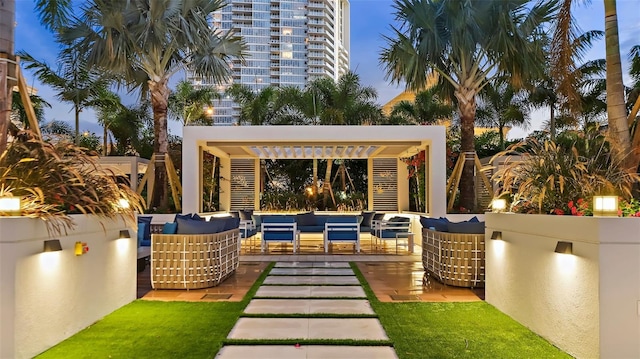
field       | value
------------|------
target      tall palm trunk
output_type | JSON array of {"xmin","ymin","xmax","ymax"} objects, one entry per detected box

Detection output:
[
  {"xmin": 149, "ymin": 78, "xmax": 170, "ymax": 211},
  {"xmin": 604, "ymin": 0, "xmax": 632, "ymax": 167},
  {"xmin": 456, "ymin": 89, "xmax": 477, "ymax": 211},
  {"xmin": 323, "ymin": 159, "xmax": 333, "ymax": 209},
  {"xmin": 0, "ymin": 0, "xmax": 15, "ymax": 154},
  {"xmin": 549, "ymin": 104, "xmax": 556, "ymax": 141}
]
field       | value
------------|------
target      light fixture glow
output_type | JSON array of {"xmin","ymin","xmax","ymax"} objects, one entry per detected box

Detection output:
[
  {"xmin": 490, "ymin": 231, "xmax": 502, "ymax": 240},
  {"xmin": 0, "ymin": 196, "xmax": 21, "ymax": 215},
  {"xmin": 119, "ymin": 229, "xmax": 131, "ymax": 239},
  {"xmin": 593, "ymin": 196, "xmax": 618, "ymax": 216},
  {"xmin": 43, "ymin": 239, "xmax": 62, "ymax": 252},
  {"xmin": 554, "ymin": 241, "xmax": 573, "ymax": 255},
  {"xmin": 491, "ymin": 198, "xmax": 507, "ymax": 213},
  {"xmin": 118, "ymin": 198, "xmax": 130, "ymax": 209}
]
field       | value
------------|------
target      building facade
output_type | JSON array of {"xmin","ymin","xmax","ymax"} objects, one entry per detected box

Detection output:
[{"xmin": 191, "ymin": 0, "xmax": 350, "ymax": 125}]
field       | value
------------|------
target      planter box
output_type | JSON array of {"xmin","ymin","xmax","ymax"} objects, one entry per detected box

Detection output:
[
  {"xmin": 0, "ymin": 215, "xmax": 136, "ymax": 359},
  {"xmin": 485, "ymin": 213, "xmax": 640, "ymax": 359}
]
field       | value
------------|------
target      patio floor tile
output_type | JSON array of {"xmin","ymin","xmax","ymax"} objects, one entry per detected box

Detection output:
[
  {"xmin": 254, "ymin": 285, "xmax": 366, "ymax": 298},
  {"xmin": 215, "ymin": 345, "xmax": 398, "ymax": 359}
]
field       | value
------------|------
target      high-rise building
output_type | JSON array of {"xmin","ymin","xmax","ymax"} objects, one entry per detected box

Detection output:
[{"xmin": 191, "ymin": 0, "xmax": 350, "ymax": 125}]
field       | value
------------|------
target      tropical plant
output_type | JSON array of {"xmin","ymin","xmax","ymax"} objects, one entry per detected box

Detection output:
[
  {"xmin": 388, "ymin": 87, "xmax": 453, "ymax": 125},
  {"xmin": 380, "ymin": 0, "xmax": 554, "ymax": 211},
  {"xmin": 477, "ymin": 80, "xmax": 531, "ymax": 150},
  {"xmin": 492, "ymin": 127, "xmax": 639, "ymax": 215},
  {"xmin": 226, "ymin": 84, "xmax": 280, "ymax": 125},
  {"xmin": 0, "ymin": 132, "xmax": 144, "ymax": 235},
  {"xmin": 168, "ymin": 80, "xmax": 219, "ymax": 126},
  {"xmin": 62, "ymin": 0, "xmax": 246, "ymax": 211},
  {"xmin": 11, "ymin": 91, "xmax": 50, "ymax": 129},
  {"xmin": 18, "ymin": 47, "xmax": 114, "ymax": 144}
]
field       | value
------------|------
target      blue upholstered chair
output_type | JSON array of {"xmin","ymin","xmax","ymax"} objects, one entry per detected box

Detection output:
[
  {"xmin": 373, "ymin": 216, "xmax": 413, "ymax": 254},
  {"xmin": 324, "ymin": 216, "xmax": 360, "ymax": 253},
  {"xmin": 260, "ymin": 216, "xmax": 300, "ymax": 253}
]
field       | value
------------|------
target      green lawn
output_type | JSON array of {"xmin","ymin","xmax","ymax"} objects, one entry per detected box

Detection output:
[
  {"xmin": 38, "ymin": 262, "xmax": 569, "ymax": 358},
  {"xmin": 351, "ymin": 264, "xmax": 571, "ymax": 359}
]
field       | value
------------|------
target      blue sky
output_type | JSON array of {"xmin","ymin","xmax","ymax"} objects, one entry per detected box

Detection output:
[{"xmin": 14, "ymin": 0, "xmax": 640, "ymax": 139}]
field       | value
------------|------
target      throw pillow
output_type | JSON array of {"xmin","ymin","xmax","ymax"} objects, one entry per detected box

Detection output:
[
  {"xmin": 251, "ymin": 214, "xmax": 262, "ymax": 228},
  {"xmin": 296, "ymin": 212, "xmax": 316, "ymax": 226},
  {"xmin": 468, "ymin": 216, "xmax": 479, "ymax": 223},
  {"xmin": 137, "ymin": 222, "xmax": 147, "ymax": 247},
  {"xmin": 174, "ymin": 213, "xmax": 192, "ymax": 222},
  {"xmin": 447, "ymin": 221, "xmax": 485, "ymax": 234},
  {"xmin": 191, "ymin": 213, "xmax": 203, "ymax": 221},
  {"xmin": 137, "ymin": 216, "xmax": 153, "ymax": 241},
  {"xmin": 239, "ymin": 209, "xmax": 253, "ymax": 220},
  {"xmin": 360, "ymin": 211, "xmax": 375, "ymax": 227},
  {"xmin": 420, "ymin": 217, "xmax": 449, "ymax": 232},
  {"xmin": 372, "ymin": 213, "xmax": 386, "ymax": 222},
  {"xmin": 176, "ymin": 217, "xmax": 225, "ymax": 234},
  {"xmin": 162, "ymin": 222, "xmax": 178, "ymax": 234}
]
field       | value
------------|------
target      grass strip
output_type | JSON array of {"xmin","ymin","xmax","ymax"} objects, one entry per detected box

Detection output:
[
  {"xmin": 222, "ymin": 339, "xmax": 393, "ymax": 346},
  {"xmin": 240, "ymin": 313, "xmax": 378, "ymax": 319},
  {"xmin": 37, "ymin": 262, "xmax": 274, "ymax": 359},
  {"xmin": 349, "ymin": 263, "xmax": 571, "ymax": 359}
]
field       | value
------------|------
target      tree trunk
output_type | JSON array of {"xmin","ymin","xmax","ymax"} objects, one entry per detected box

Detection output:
[
  {"xmin": 323, "ymin": 158, "xmax": 333, "ymax": 209},
  {"xmin": 549, "ymin": 104, "xmax": 556, "ymax": 141},
  {"xmin": 103, "ymin": 125, "xmax": 108, "ymax": 155},
  {"xmin": 456, "ymin": 89, "xmax": 477, "ymax": 212},
  {"xmin": 604, "ymin": 0, "xmax": 632, "ymax": 167},
  {"xmin": 0, "ymin": 0, "xmax": 15, "ymax": 155},
  {"xmin": 149, "ymin": 78, "xmax": 170, "ymax": 211}
]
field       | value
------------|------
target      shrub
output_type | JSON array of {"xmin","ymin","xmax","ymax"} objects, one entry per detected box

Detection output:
[{"xmin": 0, "ymin": 133, "xmax": 144, "ymax": 235}]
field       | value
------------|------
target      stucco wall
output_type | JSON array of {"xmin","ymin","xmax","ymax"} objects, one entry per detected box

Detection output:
[
  {"xmin": 0, "ymin": 215, "xmax": 136, "ymax": 359},
  {"xmin": 485, "ymin": 213, "xmax": 640, "ymax": 359}
]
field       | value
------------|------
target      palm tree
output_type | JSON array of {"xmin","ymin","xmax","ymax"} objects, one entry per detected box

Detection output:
[
  {"xmin": 380, "ymin": 0, "xmax": 554, "ymax": 211},
  {"xmin": 18, "ymin": 48, "xmax": 114, "ymax": 144},
  {"xmin": 0, "ymin": 0, "xmax": 16, "ymax": 153},
  {"xmin": 389, "ymin": 87, "xmax": 453, "ymax": 125},
  {"xmin": 477, "ymin": 80, "xmax": 531, "ymax": 150},
  {"xmin": 63, "ymin": 0, "xmax": 245, "ymax": 210},
  {"xmin": 226, "ymin": 84, "xmax": 280, "ymax": 125},
  {"xmin": 11, "ymin": 91, "xmax": 50, "ymax": 129},
  {"xmin": 168, "ymin": 80, "xmax": 219, "ymax": 126}
]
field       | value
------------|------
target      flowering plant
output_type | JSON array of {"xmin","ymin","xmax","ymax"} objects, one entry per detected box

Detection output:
[
  {"xmin": 567, "ymin": 198, "xmax": 592, "ymax": 216},
  {"xmin": 619, "ymin": 198, "xmax": 640, "ymax": 217}
]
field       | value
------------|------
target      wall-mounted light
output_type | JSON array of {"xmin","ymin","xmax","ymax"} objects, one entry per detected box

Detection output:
[
  {"xmin": 0, "ymin": 195, "xmax": 21, "ymax": 215},
  {"xmin": 491, "ymin": 198, "xmax": 507, "ymax": 213},
  {"xmin": 554, "ymin": 241, "xmax": 573, "ymax": 255},
  {"xmin": 119, "ymin": 229, "xmax": 131, "ymax": 239},
  {"xmin": 43, "ymin": 239, "xmax": 62, "ymax": 252},
  {"xmin": 490, "ymin": 231, "xmax": 502, "ymax": 240},
  {"xmin": 593, "ymin": 195, "xmax": 618, "ymax": 216}
]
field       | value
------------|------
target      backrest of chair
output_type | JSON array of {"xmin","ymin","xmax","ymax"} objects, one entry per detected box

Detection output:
[
  {"xmin": 261, "ymin": 220, "xmax": 296, "ymax": 241},
  {"xmin": 326, "ymin": 216, "xmax": 358, "ymax": 223},
  {"xmin": 262, "ymin": 215, "xmax": 295, "ymax": 223}
]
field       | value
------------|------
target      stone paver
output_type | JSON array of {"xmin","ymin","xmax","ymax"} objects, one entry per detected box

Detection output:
[
  {"xmin": 254, "ymin": 285, "xmax": 366, "ymax": 298},
  {"xmin": 216, "ymin": 345, "xmax": 398, "ymax": 359},
  {"xmin": 269, "ymin": 267, "xmax": 354, "ymax": 276},
  {"xmin": 275, "ymin": 261, "xmax": 351, "ymax": 268},
  {"xmin": 244, "ymin": 299, "xmax": 374, "ymax": 314},
  {"xmin": 227, "ymin": 318, "xmax": 388, "ymax": 340},
  {"xmin": 263, "ymin": 275, "xmax": 360, "ymax": 285}
]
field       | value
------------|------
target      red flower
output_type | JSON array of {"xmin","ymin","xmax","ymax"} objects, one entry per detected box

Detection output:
[
  {"xmin": 568, "ymin": 201, "xmax": 574, "ymax": 208},
  {"xmin": 553, "ymin": 208, "xmax": 565, "ymax": 215},
  {"xmin": 577, "ymin": 198, "xmax": 584, "ymax": 204},
  {"xmin": 571, "ymin": 207, "xmax": 577, "ymax": 215}
]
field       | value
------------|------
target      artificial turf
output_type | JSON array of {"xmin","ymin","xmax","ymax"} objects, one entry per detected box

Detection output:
[{"xmin": 350, "ymin": 263, "xmax": 571, "ymax": 359}]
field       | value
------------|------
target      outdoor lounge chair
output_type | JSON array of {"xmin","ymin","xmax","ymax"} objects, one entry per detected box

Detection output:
[
  {"xmin": 260, "ymin": 216, "xmax": 300, "ymax": 253},
  {"xmin": 373, "ymin": 217, "xmax": 413, "ymax": 254},
  {"xmin": 324, "ymin": 216, "xmax": 360, "ymax": 253}
]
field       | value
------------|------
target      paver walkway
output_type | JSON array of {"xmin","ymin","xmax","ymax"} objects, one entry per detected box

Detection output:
[{"xmin": 216, "ymin": 261, "xmax": 398, "ymax": 359}]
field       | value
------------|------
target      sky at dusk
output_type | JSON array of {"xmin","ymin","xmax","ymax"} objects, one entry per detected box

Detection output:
[{"xmin": 13, "ymin": 0, "xmax": 640, "ymax": 140}]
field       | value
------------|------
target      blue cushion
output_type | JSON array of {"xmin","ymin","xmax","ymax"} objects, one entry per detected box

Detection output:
[
  {"xmin": 447, "ymin": 221, "xmax": 485, "ymax": 234},
  {"xmin": 191, "ymin": 213, "xmax": 203, "ymax": 221},
  {"xmin": 137, "ymin": 216, "xmax": 152, "ymax": 241},
  {"xmin": 420, "ymin": 217, "xmax": 449, "ymax": 232},
  {"xmin": 372, "ymin": 213, "xmax": 385, "ymax": 221},
  {"xmin": 216, "ymin": 216, "xmax": 240, "ymax": 231},
  {"xmin": 326, "ymin": 216, "xmax": 358, "ymax": 223},
  {"xmin": 327, "ymin": 231, "xmax": 358, "ymax": 240},
  {"xmin": 162, "ymin": 222, "xmax": 178, "ymax": 234},
  {"xmin": 263, "ymin": 215, "xmax": 295, "ymax": 223},
  {"xmin": 174, "ymin": 213, "xmax": 193, "ymax": 222},
  {"xmin": 468, "ymin": 216, "xmax": 479, "ymax": 223},
  {"xmin": 176, "ymin": 217, "xmax": 225, "ymax": 234},
  {"xmin": 360, "ymin": 211, "xmax": 375, "ymax": 227},
  {"xmin": 137, "ymin": 222, "xmax": 148, "ymax": 247}
]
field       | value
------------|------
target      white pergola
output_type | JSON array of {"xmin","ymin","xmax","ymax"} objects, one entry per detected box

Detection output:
[{"xmin": 182, "ymin": 125, "xmax": 447, "ymax": 216}]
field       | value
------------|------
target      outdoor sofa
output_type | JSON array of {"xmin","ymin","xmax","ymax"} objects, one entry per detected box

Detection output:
[
  {"xmin": 420, "ymin": 216, "xmax": 486, "ymax": 288},
  {"xmin": 142, "ymin": 214, "xmax": 241, "ymax": 289}
]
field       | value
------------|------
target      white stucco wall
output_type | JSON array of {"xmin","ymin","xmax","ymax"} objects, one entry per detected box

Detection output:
[
  {"xmin": 0, "ymin": 215, "xmax": 136, "ymax": 359},
  {"xmin": 485, "ymin": 213, "xmax": 640, "ymax": 359}
]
